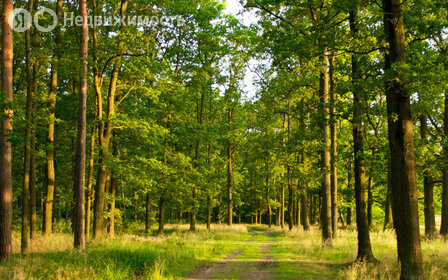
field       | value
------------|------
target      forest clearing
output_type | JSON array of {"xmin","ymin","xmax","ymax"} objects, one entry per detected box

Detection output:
[{"xmin": 0, "ymin": 0, "xmax": 448, "ymax": 279}]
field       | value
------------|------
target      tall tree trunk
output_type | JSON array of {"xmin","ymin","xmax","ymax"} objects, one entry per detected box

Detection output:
[
  {"xmin": 441, "ymin": 95, "xmax": 448, "ymax": 236},
  {"xmin": 330, "ymin": 53, "xmax": 338, "ymax": 238},
  {"xmin": 30, "ymin": 52, "xmax": 38, "ymax": 240},
  {"xmin": 74, "ymin": 0, "xmax": 88, "ymax": 250},
  {"xmin": 227, "ymin": 109, "xmax": 233, "ymax": 226},
  {"xmin": 44, "ymin": 0, "xmax": 63, "ymax": 237},
  {"xmin": 86, "ymin": 105, "xmax": 96, "ymax": 239},
  {"xmin": 367, "ymin": 152, "xmax": 374, "ymax": 227},
  {"xmin": 22, "ymin": 0, "xmax": 35, "ymax": 253},
  {"xmin": 288, "ymin": 168, "xmax": 294, "ymax": 231},
  {"xmin": 191, "ymin": 86, "xmax": 205, "ymax": 231},
  {"xmin": 93, "ymin": 0, "xmax": 127, "ymax": 239},
  {"xmin": 108, "ymin": 136, "xmax": 118, "ymax": 238},
  {"xmin": 383, "ymin": 0, "xmax": 424, "ymax": 278},
  {"xmin": 158, "ymin": 114, "xmax": 170, "ymax": 235},
  {"xmin": 319, "ymin": 48, "xmax": 332, "ymax": 246},
  {"xmin": 266, "ymin": 159, "xmax": 272, "ymax": 228},
  {"xmin": 350, "ymin": 9, "xmax": 374, "ymax": 262},
  {"xmin": 0, "ymin": 0, "xmax": 14, "ymax": 261},
  {"xmin": 419, "ymin": 116, "xmax": 436, "ymax": 239}
]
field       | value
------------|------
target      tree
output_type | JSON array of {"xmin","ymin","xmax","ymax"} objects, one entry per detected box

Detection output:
[
  {"xmin": 383, "ymin": 0, "xmax": 424, "ymax": 278},
  {"xmin": 350, "ymin": 6, "xmax": 374, "ymax": 263},
  {"xmin": 0, "ymin": 0, "xmax": 14, "ymax": 261},
  {"xmin": 44, "ymin": 0, "xmax": 63, "ymax": 237},
  {"xmin": 74, "ymin": 0, "xmax": 89, "ymax": 250}
]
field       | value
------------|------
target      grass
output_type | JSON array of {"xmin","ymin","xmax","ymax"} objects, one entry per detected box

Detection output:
[{"xmin": 1, "ymin": 223, "xmax": 448, "ymax": 279}]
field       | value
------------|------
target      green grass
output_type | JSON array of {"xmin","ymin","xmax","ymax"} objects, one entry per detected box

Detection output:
[{"xmin": 1, "ymin": 224, "xmax": 448, "ymax": 279}]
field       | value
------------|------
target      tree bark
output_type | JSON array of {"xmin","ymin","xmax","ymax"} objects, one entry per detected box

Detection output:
[
  {"xmin": 384, "ymin": 161, "xmax": 394, "ymax": 230},
  {"xmin": 441, "ymin": 95, "xmax": 448, "ymax": 236},
  {"xmin": 419, "ymin": 116, "xmax": 436, "ymax": 239},
  {"xmin": 30, "ymin": 50, "xmax": 38, "ymax": 241},
  {"xmin": 74, "ymin": 0, "xmax": 88, "ymax": 250},
  {"xmin": 319, "ymin": 49, "xmax": 332, "ymax": 246},
  {"xmin": 22, "ymin": 0, "xmax": 35, "ymax": 253},
  {"xmin": 227, "ymin": 109, "xmax": 233, "ymax": 226},
  {"xmin": 0, "ymin": 0, "xmax": 14, "ymax": 261},
  {"xmin": 44, "ymin": 0, "xmax": 63, "ymax": 237},
  {"xmin": 191, "ymin": 85, "xmax": 206, "ymax": 231},
  {"xmin": 145, "ymin": 193, "xmax": 152, "ymax": 233},
  {"xmin": 330, "ymin": 53, "xmax": 338, "ymax": 238},
  {"xmin": 350, "ymin": 9, "xmax": 374, "ymax": 262},
  {"xmin": 266, "ymin": 159, "xmax": 272, "ymax": 227},
  {"xmin": 383, "ymin": 0, "xmax": 424, "ymax": 278},
  {"xmin": 158, "ymin": 114, "xmax": 170, "ymax": 235}
]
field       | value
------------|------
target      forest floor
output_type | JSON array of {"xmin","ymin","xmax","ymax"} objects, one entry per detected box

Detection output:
[{"xmin": 1, "ymin": 223, "xmax": 448, "ymax": 279}]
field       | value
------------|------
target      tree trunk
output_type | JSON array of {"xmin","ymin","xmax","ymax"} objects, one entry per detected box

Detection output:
[
  {"xmin": 22, "ymin": 0, "xmax": 35, "ymax": 253},
  {"xmin": 158, "ymin": 114, "xmax": 170, "ymax": 235},
  {"xmin": 191, "ymin": 86, "xmax": 205, "ymax": 231},
  {"xmin": 419, "ymin": 116, "xmax": 436, "ymax": 239},
  {"xmin": 441, "ymin": 93, "xmax": 448, "ymax": 236},
  {"xmin": 350, "ymin": 9, "xmax": 374, "ymax": 262},
  {"xmin": 145, "ymin": 193, "xmax": 152, "ymax": 233},
  {"xmin": 44, "ymin": 0, "xmax": 63, "ymax": 237},
  {"xmin": 319, "ymin": 49, "xmax": 332, "ymax": 246},
  {"xmin": 383, "ymin": 0, "xmax": 424, "ymax": 278},
  {"xmin": 86, "ymin": 108, "xmax": 96, "ymax": 239},
  {"xmin": 367, "ymin": 153, "xmax": 374, "ymax": 227},
  {"xmin": 330, "ymin": 53, "xmax": 338, "ymax": 238},
  {"xmin": 108, "ymin": 137, "xmax": 118, "ymax": 238},
  {"xmin": 0, "ymin": 0, "xmax": 14, "ymax": 261},
  {"xmin": 266, "ymin": 160, "xmax": 272, "ymax": 227},
  {"xmin": 288, "ymin": 169, "xmax": 294, "ymax": 231},
  {"xmin": 384, "ymin": 161, "xmax": 394, "ymax": 230},
  {"xmin": 347, "ymin": 207, "xmax": 352, "ymax": 226},
  {"xmin": 74, "ymin": 0, "xmax": 88, "ymax": 250},
  {"xmin": 30, "ymin": 54, "xmax": 38, "ymax": 241},
  {"xmin": 227, "ymin": 109, "xmax": 233, "ymax": 226},
  {"xmin": 301, "ymin": 192, "xmax": 310, "ymax": 230}
]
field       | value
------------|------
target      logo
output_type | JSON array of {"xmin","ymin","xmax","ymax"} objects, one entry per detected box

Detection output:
[{"xmin": 8, "ymin": 7, "xmax": 57, "ymax": 33}]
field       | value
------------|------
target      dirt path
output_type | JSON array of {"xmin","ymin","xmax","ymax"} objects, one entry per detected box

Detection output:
[
  {"xmin": 184, "ymin": 250, "xmax": 243, "ymax": 280},
  {"xmin": 244, "ymin": 241, "xmax": 276, "ymax": 280},
  {"xmin": 184, "ymin": 227, "xmax": 277, "ymax": 280}
]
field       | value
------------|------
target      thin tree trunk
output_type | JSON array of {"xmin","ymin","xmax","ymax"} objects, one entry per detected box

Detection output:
[
  {"xmin": 86, "ymin": 107, "xmax": 96, "ymax": 239},
  {"xmin": 384, "ymin": 161, "xmax": 394, "ymax": 230},
  {"xmin": 319, "ymin": 48, "xmax": 332, "ymax": 245},
  {"xmin": 330, "ymin": 53, "xmax": 338, "ymax": 238},
  {"xmin": 30, "ymin": 53, "xmax": 38, "ymax": 240},
  {"xmin": 383, "ymin": 0, "xmax": 424, "ymax": 277},
  {"xmin": 350, "ymin": 9, "xmax": 374, "ymax": 262},
  {"xmin": 191, "ymin": 86, "xmax": 205, "ymax": 231},
  {"xmin": 145, "ymin": 193, "xmax": 152, "ymax": 233},
  {"xmin": 158, "ymin": 114, "xmax": 170, "ymax": 235},
  {"xmin": 441, "ymin": 95, "xmax": 448, "ymax": 236},
  {"xmin": 419, "ymin": 116, "xmax": 436, "ymax": 239},
  {"xmin": 44, "ymin": 0, "xmax": 63, "ymax": 237},
  {"xmin": 227, "ymin": 109, "xmax": 233, "ymax": 226},
  {"xmin": 367, "ymin": 154, "xmax": 374, "ymax": 227},
  {"xmin": 266, "ymin": 159, "xmax": 272, "ymax": 228},
  {"xmin": 108, "ymin": 137, "xmax": 118, "ymax": 238},
  {"xmin": 74, "ymin": 0, "xmax": 88, "ymax": 250},
  {"xmin": 288, "ymin": 168, "xmax": 294, "ymax": 231}
]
